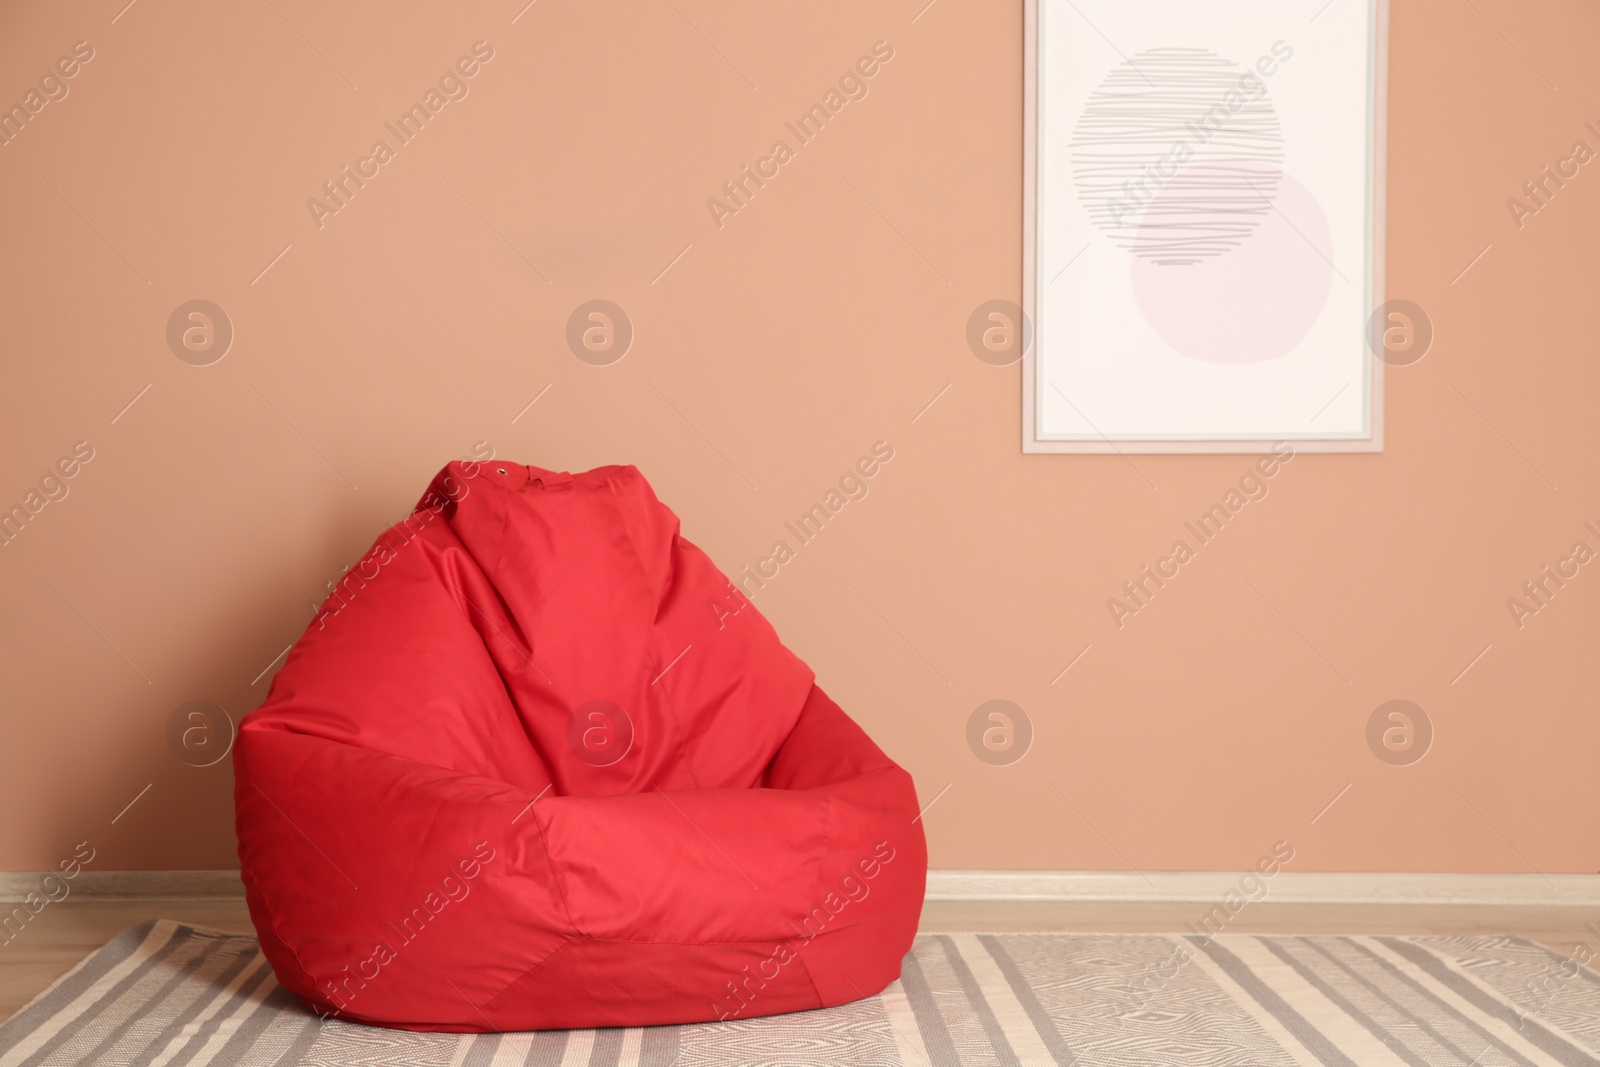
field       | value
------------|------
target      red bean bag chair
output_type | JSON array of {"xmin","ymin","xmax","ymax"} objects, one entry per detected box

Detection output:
[{"xmin": 233, "ymin": 460, "xmax": 926, "ymax": 1032}]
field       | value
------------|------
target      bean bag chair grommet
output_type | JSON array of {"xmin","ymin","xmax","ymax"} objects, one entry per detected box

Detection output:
[{"xmin": 234, "ymin": 460, "xmax": 927, "ymax": 1031}]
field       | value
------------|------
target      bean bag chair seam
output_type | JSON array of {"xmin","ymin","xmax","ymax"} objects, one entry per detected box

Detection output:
[
  {"xmin": 529, "ymin": 805, "xmax": 582, "ymax": 937},
  {"xmin": 603, "ymin": 476, "xmax": 690, "ymax": 708},
  {"xmin": 528, "ymin": 933, "xmax": 837, "ymax": 950},
  {"xmin": 439, "ymin": 494, "xmax": 528, "ymax": 663},
  {"xmin": 237, "ymin": 832, "xmax": 323, "ymax": 1004},
  {"xmin": 792, "ymin": 946, "xmax": 826, "ymax": 1007},
  {"xmin": 606, "ymin": 473, "xmax": 652, "ymax": 608},
  {"xmin": 478, "ymin": 935, "xmax": 830, "ymax": 1022},
  {"xmin": 652, "ymin": 685, "xmax": 703, "ymax": 790},
  {"xmin": 478, "ymin": 934, "xmax": 579, "ymax": 1018},
  {"xmin": 483, "ymin": 474, "xmax": 513, "ymax": 588},
  {"xmin": 433, "ymin": 550, "xmax": 539, "ymax": 714},
  {"xmin": 816, "ymin": 791, "xmax": 837, "ymax": 907}
]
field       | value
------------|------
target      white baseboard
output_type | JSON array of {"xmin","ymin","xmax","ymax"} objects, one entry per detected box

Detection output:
[
  {"xmin": 4, "ymin": 869, "xmax": 1598, "ymax": 907},
  {"xmin": 927, "ymin": 870, "xmax": 1600, "ymax": 906}
]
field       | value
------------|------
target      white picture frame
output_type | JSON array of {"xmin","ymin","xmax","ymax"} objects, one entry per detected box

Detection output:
[{"xmin": 1023, "ymin": 0, "xmax": 1389, "ymax": 454}]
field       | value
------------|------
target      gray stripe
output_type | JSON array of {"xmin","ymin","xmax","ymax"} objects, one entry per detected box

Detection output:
[
  {"xmin": 977, "ymin": 935, "xmax": 1079, "ymax": 1066},
  {"xmin": 73, "ymin": 931, "xmax": 225, "ymax": 1066},
  {"xmin": 937, "ymin": 935, "xmax": 1021, "ymax": 1067},
  {"xmin": 253, "ymin": 1001, "xmax": 324, "ymax": 1067},
  {"xmin": 0, "ymin": 918, "xmax": 157, "ymax": 1048},
  {"xmin": 160, "ymin": 957, "xmax": 277, "ymax": 1067},
  {"xmin": 524, "ymin": 1029, "xmax": 569, "ymax": 1066},
  {"xmin": 69, "ymin": 929, "xmax": 225, "ymax": 1067},
  {"xmin": 900, "ymin": 943, "xmax": 961, "ymax": 1067},
  {"xmin": 586, "ymin": 1027, "xmax": 624, "ymax": 1067},
  {"xmin": 1378, "ymin": 936, "xmax": 1599, "ymax": 1067},
  {"xmin": 192, "ymin": 982, "xmax": 311, "ymax": 1067},
  {"xmin": 460, "ymin": 1032, "xmax": 502, "ymax": 1067},
  {"xmin": 1256, "ymin": 937, "xmax": 1432, "ymax": 1067},
  {"xmin": 21, "ymin": 924, "xmax": 197, "ymax": 1067},
  {"xmin": 1310, "ymin": 938, "xmax": 1537, "ymax": 1067},
  {"xmin": 1501, "ymin": 936, "xmax": 1600, "ymax": 992},
  {"xmin": 1348, "ymin": 938, "xmax": 1541, "ymax": 1065},
  {"xmin": 637, "ymin": 1025, "xmax": 679, "ymax": 1067},
  {"xmin": 124, "ymin": 943, "xmax": 263, "ymax": 1066},
  {"xmin": 1191, "ymin": 936, "xmax": 1359, "ymax": 1067}
]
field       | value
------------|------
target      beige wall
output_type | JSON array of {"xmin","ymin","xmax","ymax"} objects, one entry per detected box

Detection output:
[{"xmin": 1, "ymin": 0, "xmax": 1595, "ymax": 874}]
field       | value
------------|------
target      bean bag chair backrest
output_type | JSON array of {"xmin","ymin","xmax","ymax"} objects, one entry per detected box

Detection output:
[{"xmin": 256, "ymin": 461, "xmax": 814, "ymax": 794}]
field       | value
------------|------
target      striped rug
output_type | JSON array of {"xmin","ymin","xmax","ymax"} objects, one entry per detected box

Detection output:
[{"xmin": 5, "ymin": 921, "xmax": 1600, "ymax": 1065}]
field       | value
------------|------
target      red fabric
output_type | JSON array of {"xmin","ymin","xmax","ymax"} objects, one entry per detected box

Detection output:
[{"xmin": 233, "ymin": 460, "xmax": 926, "ymax": 1031}]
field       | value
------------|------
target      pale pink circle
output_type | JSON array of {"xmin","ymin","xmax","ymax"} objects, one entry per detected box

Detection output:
[{"xmin": 1130, "ymin": 167, "xmax": 1333, "ymax": 365}]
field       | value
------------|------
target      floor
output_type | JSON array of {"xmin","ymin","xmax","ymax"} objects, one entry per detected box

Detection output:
[{"xmin": 3, "ymin": 898, "xmax": 1594, "ymax": 1020}]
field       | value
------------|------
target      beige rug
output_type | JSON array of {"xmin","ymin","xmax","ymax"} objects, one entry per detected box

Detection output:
[{"xmin": 4, "ymin": 921, "xmax": 1599, "ymax": 1065}]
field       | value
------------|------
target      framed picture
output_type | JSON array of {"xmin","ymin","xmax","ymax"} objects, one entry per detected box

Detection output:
[{"xmin": 1023, "ymin": 0, "xmax": 1389, "ymax": 453}]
